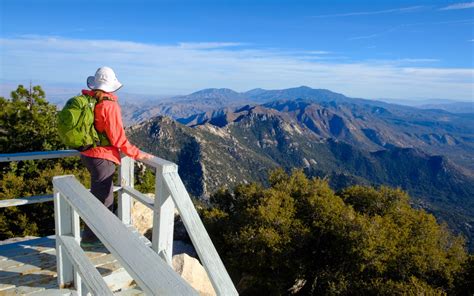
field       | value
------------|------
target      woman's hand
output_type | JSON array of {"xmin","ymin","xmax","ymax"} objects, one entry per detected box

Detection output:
[{"xmin": 137, "ymin": 152, "xmax": 154, "ymax": 160}]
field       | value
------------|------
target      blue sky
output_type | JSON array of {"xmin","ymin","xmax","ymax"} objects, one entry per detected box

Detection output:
[{"xmin": 0, "ymin": 0, "xmax": 473, "ymax": 100}]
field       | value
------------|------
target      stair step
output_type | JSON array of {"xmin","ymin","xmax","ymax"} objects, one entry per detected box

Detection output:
[
  {"xmin": 29, "ymin": 288, "xmax": 78, "ymax": 295},
  {"xmin": 114, "ymin": 286, "xmax": 144, "ymax": 296}
]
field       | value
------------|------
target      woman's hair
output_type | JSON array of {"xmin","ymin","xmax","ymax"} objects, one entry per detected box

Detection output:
[{"xmin": 93, "ymin": 90, "xmax": 112, "ymax": 101}]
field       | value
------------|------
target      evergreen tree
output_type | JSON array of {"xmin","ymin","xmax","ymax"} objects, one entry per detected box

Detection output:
[
  {"xmin": 1, "ymin": 84, "xmax": 62, "ymax": 153},
  {"xmin": 202, "ymin": 169, "xmax": 470, "ymax": 295},
  {"xmin": 0, "ymin": 85, "xmax": 88, "ymax": 239}
]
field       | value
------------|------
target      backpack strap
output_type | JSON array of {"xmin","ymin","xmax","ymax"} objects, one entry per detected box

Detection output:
[
  {"xmin": 95, "ymin": 96, "xmax": 116, "ymax": 105},
  {"xmin": 92, "ymin": 95, "xmax": 115, "ymax": 147}
]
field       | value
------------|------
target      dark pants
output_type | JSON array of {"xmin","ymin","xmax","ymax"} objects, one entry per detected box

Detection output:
[{"xmin": 80, "ymin": 155, "xmax": 116, "ymax": 240}]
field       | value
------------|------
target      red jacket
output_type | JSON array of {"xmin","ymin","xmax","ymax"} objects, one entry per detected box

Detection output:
[{"xmin": 80, "ymin": 90, "xmax": 143, "ymax": 164}]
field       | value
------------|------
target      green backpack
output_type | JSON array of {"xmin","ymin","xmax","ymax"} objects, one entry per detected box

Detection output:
[{"xmin": 57, "ymin": 95, "xmax": 110, "ymax": 151}]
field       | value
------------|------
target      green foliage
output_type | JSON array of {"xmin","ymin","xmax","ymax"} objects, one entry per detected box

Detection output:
[
  {"xmin": 202, "ymin": 169, "xmax": 470, "ymax": 295},
  {"xmin": 0, "ymin": 164, "xmax": 89, "ymax": 239},
  {"xmin": 134, "ymin": 164, "xmax": 155, "ymax": 193},
  {"xmin": 0, "ymin": 85, "xmax": 63, "ymax": 152},
  {"xmin": 0, "ymin": 85, "xmax": 89, "ymax": 239}
]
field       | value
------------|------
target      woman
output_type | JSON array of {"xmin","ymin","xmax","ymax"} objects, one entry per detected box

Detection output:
[{"xmin": 80, "ymin": 66, "xmax": 151, "ymax": 244}]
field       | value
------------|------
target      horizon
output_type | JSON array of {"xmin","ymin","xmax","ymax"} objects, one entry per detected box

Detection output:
[
  {"xmin": 0, "ymin": 0, "xmax": 473, "ymax": 100},
  {"xmin": 0, "ymin": 81, "xmax": 473, "ymax": 105}
]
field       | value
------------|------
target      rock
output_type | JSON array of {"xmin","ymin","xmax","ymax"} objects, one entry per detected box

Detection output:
[
  {"xmin": 173, "ymin": 253, "xmax": 216, "ymax": 296},
  {"xmin": 0, "ymin": 236, "xmax": 38, "ymax": 245},
  {"xmin": 131, "ymin": 193, "xmax": 180, "ymax": 236},
  {"xmin": 131, "ymin": 193, "xmax": 196, "ymax": 257},
  {"xmin": 131, "ymin": 193, "xmax": 155, "ymax": 235}
]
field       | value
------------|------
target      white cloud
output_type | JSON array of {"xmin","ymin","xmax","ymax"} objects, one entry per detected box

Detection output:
[
  {"xmin": 313, "ymin": 6, "xmax": 425, "ymax": 18},
  {"xmin": 0, "ymin": 36, "xmax": 472, "ymax": 100},
  {"xmin": 440, "ymin": 2, "xmax": 474, "ymax": 10}
]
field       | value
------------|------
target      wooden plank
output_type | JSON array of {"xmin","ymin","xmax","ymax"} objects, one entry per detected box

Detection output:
[
  {"xmin": 0, "ymin": 269, "xmax": 57, "ymax": 291},
  {"xmin": 102, "ymin": 269, "xmax": 135, "ymax": 292},
  {"xmin": 53, "ymin": 190, "xmax": 75, "ymax": 289},
  {"xmin": 119, "ymin": 157, "xmax": 134, "ymax": 225},
  {"xmin": 29, "ymin": 288, "xmax": 78, "ymax": 295},
  {"xmin": 122, "ymin": 186, "xmax": 154, "ymax": 210},
  {"xmin": 90, "ymin": 254, "xmax": 117, "ymax": 267},
  {"xmin": 0, "ymin": 244, "xmax": 55, "ymax": 262},
  {"xmin": 0, "ymin": 236, "xmax": 55, "ymax": 252},
  {"xmin": 140, "ymin": 156, "xmax": 176, "ymax": 171},
  {"xmin": 0, "ymin": 237, "xmax": 56, "ymax": 262},
  {"xmin": 52, "ymin": 175, "xmax": 198, "ymax": 296},
  {"xmin": 71, "ymin": 207, "xmax": 81, "ymax": 294},
  {"xmin": 114, "ymin": 287, "xmax": 144, "ymax": 296},
  {"xmin": 0, "ymin": 249, "xmax": 56, "ymax": 276},
  {"xmin": 0, "ymin": 150, "xmax": 80, "ymax": 162},
  {"xmin": 0, "ymin": 263, "xmax": 43, "ymax": 279},
  {"xmin": 125, "ymin": 224, "xmax": 151, "ymax": 247},
  {"xmin": 0, "ymin": 247, "xmax": 107, "ymax": 282},
  {"xmin": 0, "ymin": 187, "xmax": 120, "ymax": 209},
  {"xmin": 0, "ymin": 195, "xmax": 53, "ymax": 208},
  {"xmin": 96, "ymin": 261, "xmax": 124, "ymax": 276},
  {"xmin": 152, "ymin": 167, "xmax": 176, "ymax": 265},
  {"xmin": 1, "ymin": 285, "xmax": 45, "ymax": 295},
  {"xmin": 58, "ymin": 235, "xmax": 113, "ymax": 296},
  {"xmin": 163, "ymin": 172, "xmax": 238, "ymax": 296},
  {"xmin": 0, "ymin": 282, "xmax": 15, "ymax": 291},
  {"xmin": 0, "ymin": 259, "xmax": 24, "ymax": 270}
]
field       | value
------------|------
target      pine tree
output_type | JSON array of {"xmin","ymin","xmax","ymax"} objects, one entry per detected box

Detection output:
[{"xmin": 202, "ymin": 169, "xmax": 470, "ymax": 295}]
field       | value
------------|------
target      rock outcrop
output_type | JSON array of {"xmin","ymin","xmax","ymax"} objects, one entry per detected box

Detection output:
[{"xmin": 173, "ymin": 253, "xmax": 216, "ymax": 296}]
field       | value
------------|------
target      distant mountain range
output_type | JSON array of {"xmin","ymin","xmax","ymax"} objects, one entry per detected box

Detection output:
[
  {"xmin": 124, "ymin": 86, "xmax": 474, "ymax": 250},
  {"xmin": 378, "ymin": 98, "xmax": 473, "ymax": 114},
  {"xmin": 417, "ymin": 102, "xmax": 473, "ymax": 114},
  {"xmin": 121, "ymin": 86, "xmax": 375, "ymax": 125},
  {"xmin": 124, "ymin": 86, "xmax": 474, "ymax": 171}
]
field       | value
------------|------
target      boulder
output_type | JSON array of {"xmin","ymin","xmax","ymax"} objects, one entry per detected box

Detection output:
[
  {"xmin": 131, "ymin": 193, "xmax": 197, "ymax": 257},
  {"xmin": 131, "ymin": 193, "xmax": 155, "ymax": 235},
  {"xmin": 173, "ymin": 253, "xmax": 216, "ymax": 296}
]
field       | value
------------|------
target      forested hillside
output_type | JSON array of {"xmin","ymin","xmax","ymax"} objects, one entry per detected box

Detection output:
[{"xmin": 202, "ymin": 169, "xmax": 474, "ymax": 295}]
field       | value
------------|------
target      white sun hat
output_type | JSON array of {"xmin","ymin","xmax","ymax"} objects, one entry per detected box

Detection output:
[{"xmin": 87, "ymin": 66, "xmax": 123, "ymax": 92}]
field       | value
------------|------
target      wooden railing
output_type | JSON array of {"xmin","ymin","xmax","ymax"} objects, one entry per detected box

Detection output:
[
  {"xmin": 0, "ymin": 150, "xmax": 238, "ymax": 295},
  {"xmin": 53, "ymin": 175, "xmax": 197, "ymax": 295}
]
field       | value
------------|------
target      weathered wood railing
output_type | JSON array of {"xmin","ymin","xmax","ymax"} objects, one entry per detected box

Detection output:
[
  {"xmin": 0, "ymin": 150, "xmax": 238, "ymax": 295},
  {"xmin": 53, "ymin": 175, "xmax": 197, "ymax": 295}
]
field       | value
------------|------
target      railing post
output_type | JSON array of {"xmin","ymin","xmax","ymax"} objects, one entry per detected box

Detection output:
[
  {"xmin": 119, "ymin": 156, "xmax": 134, "ymax": 225},
  {"xmin": 53, "ymin": 181, "xmax": 81, "ymax": 291},
  {"xmin": 152, "ymin": 164, "xmax": 178, "ymax": 265}
]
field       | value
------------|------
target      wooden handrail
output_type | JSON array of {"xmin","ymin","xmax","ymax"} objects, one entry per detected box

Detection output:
[
  {"xmin": 2, "ymin": 150, "xmax": 238, "ymax": 295},
  {"xmin": 0, "ymin": 186, "xmax": 122, "ymax": 208},
  {"xmin": 0, "ymin": 150, "xmax": 80, "ymax": 162},
  {"xmin": 0, "ymin": 194, "xmax": 54, "ymax": 208},
  {"xmin": 53, "ymin": 175, "xmax": 198, "ymax": 295},
  {"xmin": 57, "ymin": 235, "xmax": 114, "ymax": 295},
  {"xmin": 163, "ymin": 172, "xmax": 239, "ymax": 296}
]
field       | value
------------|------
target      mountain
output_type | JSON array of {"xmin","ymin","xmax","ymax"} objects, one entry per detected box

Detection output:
[
  {"xmin": 124, "ymin": 86, "xmax": 474, "ymax": 249},
  {"xmin": 127, "ymin": 109, "xmax": 474, "ymax": 250},
  {"xmin": 245, "ymin": 85, "xmax": 355, "ymax": 103},
  {"xmin": 122, "ymin": 88, "xmax": 253, "ymax": 126},
  {"xmin": 177, "ymin": 99, "xmax": 474, "ymax": 172},
  {"xmin": 378, "ymin": 98, "xmax": 474, "ymax": 114},
  {"xmin": 122, "ymin": 86, "xmax": 372, "ymax": 126},
  {"xmin": 417, "ymin": 102, "xmax": 474, "ymax": 114}
]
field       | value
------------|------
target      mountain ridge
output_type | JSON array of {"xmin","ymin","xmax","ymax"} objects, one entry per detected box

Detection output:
[
  {"xmin": 175, "ymin": 97, "xmax": 474, "ymax": 172},
  {"xmin": 126, "ymin": 113, "xmax": 474, "ymax": 249}
]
